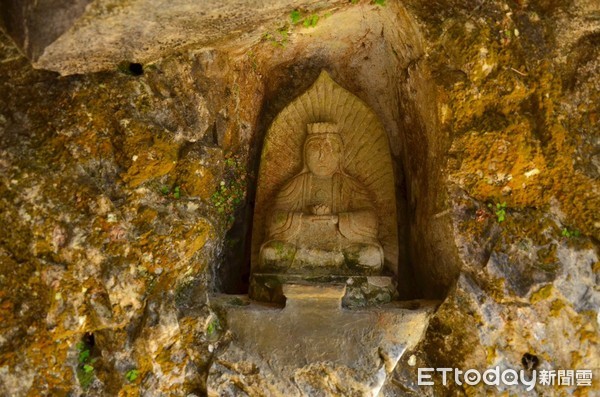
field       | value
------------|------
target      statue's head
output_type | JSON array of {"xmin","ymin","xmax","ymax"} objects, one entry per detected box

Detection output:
[{"xmin": 304, "ymin": 122, "xmax": 343, "ymax": 177}]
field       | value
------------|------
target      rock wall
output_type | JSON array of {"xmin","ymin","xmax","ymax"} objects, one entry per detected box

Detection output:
[
  {"xmin": 0, "ymin": 0, "xmax": 598, "ymax": 395},
  {"xmin": 0, "ymin": 0, "xmax": 346, "ymax": 75}
]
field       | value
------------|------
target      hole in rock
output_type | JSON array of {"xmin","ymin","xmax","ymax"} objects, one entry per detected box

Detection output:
[
  {"xmin": 128, "ymin": 62, "xmax": 144, "ymax": 75},
  {"xmin": 82, "ymin": 332, "xmax": 95, "ymax": 349},
  {"xmin": 521, "ymin": 353, "xmax": 539, "ymax": 371},
  {"xmin": 118, "ymin": 61, "xmax": 144, "ymax": 76}
]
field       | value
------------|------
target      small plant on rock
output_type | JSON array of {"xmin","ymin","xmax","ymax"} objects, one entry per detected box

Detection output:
[
  {"xmin": 76, "ymin": 339, "xmax": 97, "ymax": 389},
  {"xmin": 561, "ymin": 227, "xmax": 580, "ymax": 239},
  {"xmin": 262, "ymin": 26, "xmax": 290, "ymax": 47},
  {"xmin": 207, "ymin": 318, "xmax": 219, "ymax": 336},
  {"xmin": 160, "ymin": 184, "xmax": 183, "ymax": 199},
  {"xmin": 488, "ymin": 202, "xmax": 507, "ymax": 223},
  {"xmin": 303, "ymin": 14, "xmax": 319, "ymax": 28},
  {"xmin": 126, "ymin": 369, "xmax": 140, "ymax": 382},
  {"xmin": 289, "ymin": 9, "xmax": 325, "ymax": 28},
  {"xmin": 211, "ymin": 154, "xmax": 247, "ymax": 224},
  {"xmin": 290, "ymin": 9, "xmax": 302, "ymax": 24},
  {"xmin": 206, "ymin": 317, "xmax": 222, "ymax": 342}
]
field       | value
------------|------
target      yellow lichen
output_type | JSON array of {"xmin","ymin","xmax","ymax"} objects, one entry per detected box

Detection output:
[
  {"xmin": 183, "ymin": 221, "xmax": 212, "ymax": 260},
  {"xmin": 530, "ymin": 285, "xmax": 553, "ymax": 304},
  {"xmin": 123, "ymin": 137, "xmax": 179, "ymax": 187},
  {"xmin": 549, "ymin": 299, "xmax": 566, "ymax": 316}
]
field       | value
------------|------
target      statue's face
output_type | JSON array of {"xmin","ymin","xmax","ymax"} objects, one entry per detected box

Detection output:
[{"xmin": 305, "ymin": 136, "xmax": 342, "ymax": 177}]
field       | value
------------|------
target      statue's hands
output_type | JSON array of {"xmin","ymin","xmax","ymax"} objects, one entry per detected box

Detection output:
[
  {"xmin": 307, "ymin": 205, "xmax": 338, "ymax": 224},
  {"xmin": 311, "ymin": 204, "xmax": 331, "ymax": 215}
]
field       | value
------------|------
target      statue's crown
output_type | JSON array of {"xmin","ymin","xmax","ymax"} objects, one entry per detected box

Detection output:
[{"xmin": 307, "ymin": 122, "xmax": 339, "ymax": 135}]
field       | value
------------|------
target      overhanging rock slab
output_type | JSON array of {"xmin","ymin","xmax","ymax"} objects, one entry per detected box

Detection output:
[{"xmin": 0, "ymin": 0, "xmax": 344, "ymax": 75}]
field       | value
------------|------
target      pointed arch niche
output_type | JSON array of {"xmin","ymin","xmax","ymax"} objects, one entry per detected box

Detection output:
[
  {"xmin": 252, "ymin": 71, "xmax": 399, "ymax": 275},
  {"xmin": 218, "ymin": 2, "xmax": 460, "ymax": 300}
]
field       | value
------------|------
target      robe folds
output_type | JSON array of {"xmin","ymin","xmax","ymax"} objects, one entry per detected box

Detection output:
[{"xmin": 264, "ymin": 171, "xmax": 381, "ymax": 249}]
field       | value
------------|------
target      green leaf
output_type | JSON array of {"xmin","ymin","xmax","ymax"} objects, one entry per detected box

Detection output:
[
  {"xmin": 562, "ymin": 228, "xmax": 580, "ymax": 238},
  {"xmin": 207, "ymin": 318, "xmax": 219, "ymax": 335},
  {"xmin": 161, "ymin": 186, "xmax": 169, "ymax": 195},
  {"xmin": 290, "ymin": 10, "xmax": 302, "ymax": 24},
  {"xmin": 303, "ymin": 14, "xmax": 319, "ymax": 27},
  {"xmin": 126, "ymin": 369, "xmax": 140, "ymax": 382},
  {"xmin": 173, "ymin": 186, "xmax": 181, "ymax": 199},
  {"xmin": 374, "ymin": 0, "xmax": 385, "ymax": 5},
  {"xmin": 78, "ymin": 349, "xmax": 90, "ymax": 363},
  {"xmin": 83, "ymin": 364, "xmax": 94, "ymax": 373}
]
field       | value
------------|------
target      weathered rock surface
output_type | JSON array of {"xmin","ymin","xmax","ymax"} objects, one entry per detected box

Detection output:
[
  {"xmin": 0, "ymin": 0, "xmax": 345, "ymax": 75},
  {"xmin": 208, "ymin": 286, "xmax": 436, "ymax": 396},
  {"xmin": 0, "ymin": 0, "xmax": 598, "ymax": 395}
]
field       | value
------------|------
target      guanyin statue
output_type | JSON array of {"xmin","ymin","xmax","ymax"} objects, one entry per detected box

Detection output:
[
  {"xmin": 259, "ymin": 122, "xmax": 384, "ymax": 273},
  {"xmin": 250, "ymin": 71, "xmax": 398, "ymax": 302}
]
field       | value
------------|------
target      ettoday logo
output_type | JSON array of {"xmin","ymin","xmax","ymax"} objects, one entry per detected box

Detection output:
[{"xmin": 418, "ymin": 367, "xmax": 593, "ymax": 391}]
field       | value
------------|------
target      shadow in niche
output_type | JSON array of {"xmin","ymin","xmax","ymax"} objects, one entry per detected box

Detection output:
[
  {"xmin": 218, "ymin": 205, "xmax": 252, "ymax": 294},
  {"xmin": 217, "ymin": 60, "xmax": 327, "ymax": 296}
]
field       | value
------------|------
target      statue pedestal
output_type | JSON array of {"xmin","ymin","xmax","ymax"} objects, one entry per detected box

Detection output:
[
  {"xmin": 250, "ymin": 273, "xmax": 398, "ymax": 308},
  {"xmin": 208, "ymin": 285, "xmax": 437, "ymax": 396}
]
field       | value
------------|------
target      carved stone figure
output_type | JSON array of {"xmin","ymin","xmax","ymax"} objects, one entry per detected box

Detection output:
[
  {"xmin": 259, "ymin": 122, "xmax": 384, "ymax": 273},
  {"xmin": 250, "ymin": 71, "xmax": 398, "ymax": 303}
]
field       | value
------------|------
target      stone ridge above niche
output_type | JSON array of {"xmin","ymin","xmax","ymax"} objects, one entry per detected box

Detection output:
[{"xmin": 0, "ymin": 0, "xmax": 346, "ymax": 75}]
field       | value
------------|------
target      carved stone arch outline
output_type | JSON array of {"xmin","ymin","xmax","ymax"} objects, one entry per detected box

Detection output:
[{"xmin": 251, "ymin": 70, "xmax": 398, "ymax": 274}]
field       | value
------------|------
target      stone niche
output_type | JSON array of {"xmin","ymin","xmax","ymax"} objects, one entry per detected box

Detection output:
[
  {"xmin": 208, "ymin": 3, "xmax": 452, "ymax": 395},
  {"xmin": 210, "ymin": 1, "xmax": 460, "ymax": 300},
  {"xmin": 250, "ymin": 71, "xmax": 399, "ymax": 307},
  {"xmin": 208, "ymin": 69, "xmax": 437, "ymax": 395}
]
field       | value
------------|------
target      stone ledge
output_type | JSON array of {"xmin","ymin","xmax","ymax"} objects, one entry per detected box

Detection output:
[
  {"xmin": 250, "ymin": 273, "xmax": 398, "ymax": 308},
  {"xmin": 208, "ymin": 294, "xmax": 439, "ymax": 396}
]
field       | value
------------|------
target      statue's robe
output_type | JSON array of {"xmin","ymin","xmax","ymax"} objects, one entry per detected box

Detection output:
[{"xmin": 264, "ymin": 171, "xmax": 381, "ymax": 254}]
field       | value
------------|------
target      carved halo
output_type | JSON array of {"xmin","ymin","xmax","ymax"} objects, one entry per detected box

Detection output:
[{"xmin": 252, "ymin": 71, "xmax": 398, "ymax": 273}]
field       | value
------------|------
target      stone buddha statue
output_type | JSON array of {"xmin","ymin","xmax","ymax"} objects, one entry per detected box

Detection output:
[{"xmin": 259, "ymin": 122, "xmax": 384, "ymax": 274}]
